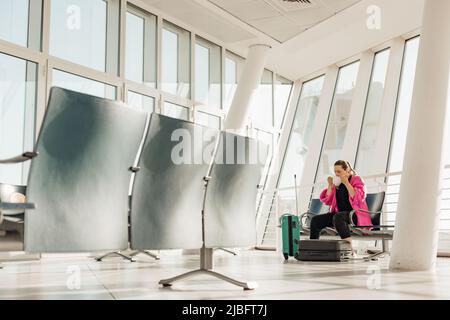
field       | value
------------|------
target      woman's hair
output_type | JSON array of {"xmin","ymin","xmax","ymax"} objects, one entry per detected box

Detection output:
[{"xmin": 334, "ymin": 160, "xmax": 357, "ymax": 175}]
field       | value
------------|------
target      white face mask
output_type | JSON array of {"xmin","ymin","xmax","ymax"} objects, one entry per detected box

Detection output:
[{"xmin": 332, "ymin": 176, "xmax": 342, "ymax": 186}]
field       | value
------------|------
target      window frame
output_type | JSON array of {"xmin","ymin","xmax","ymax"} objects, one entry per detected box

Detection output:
[
  {"xmin": 312, "ymin": 60, "xmax": 361, "ymax": 186},
  {"xmin": 194, "ymin": 35, "xmax": 222, "ymax": 110},
  {"xmin": 125, "ymin": 4, "xmax": 157, "ymax": 87}
]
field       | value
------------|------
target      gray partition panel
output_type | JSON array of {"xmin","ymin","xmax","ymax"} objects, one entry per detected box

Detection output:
[
  {"xmin": 130, "ymin": 114, "xmax": 218, "ymax": 250},
  {"xmin": 25, "ymin": 87, "xmax": 147, "ymax": 253},
  {"xmin": 204, "ymin": 132, "xmax": 269, "ymax": 248}
]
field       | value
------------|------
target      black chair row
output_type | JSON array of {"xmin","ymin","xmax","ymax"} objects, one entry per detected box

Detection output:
[{"xmin": 299, "ymin": 192, "xmax": 394, "ymax": 258}]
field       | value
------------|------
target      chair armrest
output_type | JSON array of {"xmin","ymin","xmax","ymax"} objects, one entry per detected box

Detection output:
[
  {"xmin": 0, "ymin": 152, "xmax": 38, "ymax": 164},
  {"xmin": 3, "ymin": 216, "xmax": 24, "ymax": 224},
  {"xmin": 353, "ymin": 225, "xmax": 395, "ymax": 229},
  {"xmin": 299, "ymin": 212, "xmax": 317, "ymax": 229},
  {"xmin": 0, "ymin": 202, "xmax": 35, "ymax": 212},
  {"xmin": 349, "ymin": 209, "xmax": 383, "ymax": 227},
  {"xmin": 299, "ymin": 212, "xmax": 308, "ymax": 229}
]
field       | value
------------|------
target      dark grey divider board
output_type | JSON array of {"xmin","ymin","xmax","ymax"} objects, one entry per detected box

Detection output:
[
  {"xmin": 204, "ymin": 132, "xmax": 269, "ymax": 248},
  {"xmin": 130, "ymin": 114, "xmax": 219, "ymax": 250},
  {"xmin": 25, "ymin": 87, "xmax": 147, "ymax": 253}
]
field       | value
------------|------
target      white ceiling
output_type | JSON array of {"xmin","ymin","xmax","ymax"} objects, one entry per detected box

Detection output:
[
  {"xmin": 142, "ymin": 0, "xmax": 363, "ymax": 47},
  {"xmin": 142, "ymin": 0, "xmax": 265, "ymax": 45},
  {"xmin": 208, "ymin": 0, "xmax": 363, "ymax": 42},
  {"xmin": 267, "ymin": 0, "xmax": 424, "ymax": 80},
  {"xmin": 142, "ymin": 0, "xmax": 425, "ymax": 80}
]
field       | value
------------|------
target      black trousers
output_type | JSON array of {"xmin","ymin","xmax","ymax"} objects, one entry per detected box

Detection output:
[{"xmin": 309, "ymin": 211, "xmax": 357, "ymax": 240}]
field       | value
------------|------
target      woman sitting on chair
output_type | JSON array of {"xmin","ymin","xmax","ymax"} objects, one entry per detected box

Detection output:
[{"xmin": 309, "ymin": 160, "xmax": 372, "ymax": 248}]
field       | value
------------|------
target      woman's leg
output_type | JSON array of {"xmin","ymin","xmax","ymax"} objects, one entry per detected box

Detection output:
[
  {"xmin": 332, "ymin": 212, "xmax": 358, "ymax": 244},
  {"xmin": 309, "ymin": 213, "xmax": 334, "ymax": 240}
]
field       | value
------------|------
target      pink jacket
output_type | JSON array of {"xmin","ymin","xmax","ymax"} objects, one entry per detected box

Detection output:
[{"xmin": 319, "ymin": 175, "xmax": 372, "ymax": 227}]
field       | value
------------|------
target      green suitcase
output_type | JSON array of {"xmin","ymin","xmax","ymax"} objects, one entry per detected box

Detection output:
[{"xmin": 280, "ymin": 214, "xmax": 300, "ymax": 260}]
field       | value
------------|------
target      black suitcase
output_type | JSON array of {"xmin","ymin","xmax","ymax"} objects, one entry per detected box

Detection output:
[{"xmin": 295, "ymin": 240, "xmax": 352, "ymax": 262}]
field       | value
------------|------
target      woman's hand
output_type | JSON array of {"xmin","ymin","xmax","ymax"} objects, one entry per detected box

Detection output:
[
  {"xmin": 326, "ymin": 176, "xmax": 334, "ymax": 196},
  {"xmin": 327, "ymin": 176, "xmax": 333, "ymax": 186},
  {"xmin": 340, "ymin": 172, "xmax": 355, "ymax": 196},
  {"xmin": 340, "ymin": 172, "xmax": 351, "ymax": 185}
]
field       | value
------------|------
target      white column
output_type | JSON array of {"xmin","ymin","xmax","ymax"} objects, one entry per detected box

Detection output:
[
  {"xmin": 224, "ymin": 44, "xmax": 271, "ymax": 130},
  {"xmin": 390, "ymin": 0, "xmax": 450, "ymax": 271}
]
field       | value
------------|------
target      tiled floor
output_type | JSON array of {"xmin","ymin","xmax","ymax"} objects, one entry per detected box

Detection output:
[{"xmin": 0, "ymin": 250, "xmax": 449, "ymax": 300}]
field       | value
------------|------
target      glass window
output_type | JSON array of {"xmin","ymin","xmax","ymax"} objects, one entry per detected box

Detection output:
[
  {"xmin": 314, "ymin": 61, "xmax": 360, "ymax": 185},
  {"xmin": 126, "ymin": 12, "xmax": 144, "ymax": 83},
  {"xmin": 125, "ymin": 7, "xmax": 157, "ymax": 86},
  {"xmin": 250, "ymin": 69, "xmax": 273, "ymax": 128},
  {"xmin": 256, "ymin": 129, "xmax": 274, "ymax": 186},
  {"xmin": 277, "ymin": 76, "xmax": 325, "ymax": 197},
  {"xmin": 274, "ymin": 75, "xmax": 293, "ymax": 129},
  {"xmin": 388, "ymin": 37, "xmax": 420, "ymax": 172},
  {"xmin": 195, "ymin": 37, "xmax": 221, "ymax": 108},
  {"xmin": 0, "ymin": 53, "xmax": 37, "ymax": 185},
  {"xmin": 50, "ymin": 0, "xmax": 119, "ymax": 74},
  {"xmin": 163, "ymin": 102, "xmax": 189, "ymax": 121},
  {"xmin": 355, "ymin": 49, "xmax": 391, "ymax": 176},
  {"xmin": 0, "ymin": 0, "xmax": 42, "ymax": 50},
  {"xmin": 52, "ymin": 69, "xmax": 116, "ymax": 100},
  {"xmin": 224, "ymin": 51, "xmax": 244, "ymax": 112},
  {"xmin": 127, "ymin": 91, "xmax": 155, "ymax": 113},
  {"xmin": 161, "ymin": 21, "xmax": 191, "ymax": 99},
  {"xmin": 195, "ymin": 111, "xmax": 221, "ymax": 129}
]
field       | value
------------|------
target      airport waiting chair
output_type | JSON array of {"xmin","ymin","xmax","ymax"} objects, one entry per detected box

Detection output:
[
  {"xmin": 0, "ymin": 87, "xmax": 147, "ymax": 254},
  {"xmin": 0, "ymin": 183, "xmax": 32, "ymax": 259},
  {"xmin": 298, "ymin": 192, "xmax": 393, "ymax": 259},
  {"xmin": 0, "ymin": 183, "xmax": 28, "ymax": 225},
  {"xmin": 0, "ymin": 170, "xmax": 37, "ymax": 254},
  {"xmin": 299, "ymin": 198, "xmax": 327, "ymax": 236},
  {"xmin": 349, "ymin": 191, "xmax": 394, "ymax": 259}
]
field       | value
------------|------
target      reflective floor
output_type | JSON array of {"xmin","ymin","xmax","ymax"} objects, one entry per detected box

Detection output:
[{"xmin": 0, "ymin": 250, "xmax": 449, "ymax": 300}]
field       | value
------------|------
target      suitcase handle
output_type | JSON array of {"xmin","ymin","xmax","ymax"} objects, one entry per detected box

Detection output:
[{"xmin": 279, "ymin": 213, "xmax": 295, "ymax": 225}]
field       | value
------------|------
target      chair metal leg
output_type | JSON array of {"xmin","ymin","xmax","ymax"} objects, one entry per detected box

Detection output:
[
  {"xmin": 95, "ymin": 251, "xmax": 135, "ymax": 262},
  {"xmin": 363, "ymin": 251, "xmax": 390, "ymax": 261},
  {"xmin": 159, "ymin": 268, "xmax": 257, "ymax": 290},
  {"xmin": 129, "ymin": 250, "xmax": 160, "ymax": 260},
  {"xmin": 216, "ymin": 248, "xmax": 237, "ymax": 256}
]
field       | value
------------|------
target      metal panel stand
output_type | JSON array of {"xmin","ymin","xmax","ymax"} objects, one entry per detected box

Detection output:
[
  {"xmin": 129, "ymin": 250, "xmax": 160, "ymax": 260},
  {"xmin": 216, "ymin": 248, "xmax": 237, "ymax": 256},
  {"xmin": 95, "ymin": 251, "xmax": 135, "ymax": 262},
  {"xmin": 159, "ymin": 247, "xmax": 256, "ymax": 290},
  {"xmin": 159, "ymin": 172, "xmax": 258, "ymax": 290}
]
